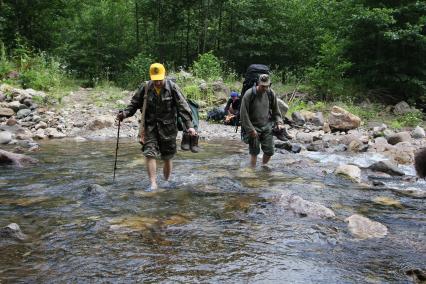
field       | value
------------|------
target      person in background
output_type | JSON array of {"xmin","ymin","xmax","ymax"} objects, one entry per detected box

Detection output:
[
  {"xmin": 223, "ymin": 91, "xmax": 241, "ymax": 126},
  {"xmin": 117, "ymin": 63, "xmax": 197, "ymax": 191},
  {"xmin": 415, "ymin": 148, "xmax": 426, "ymax": 179}
]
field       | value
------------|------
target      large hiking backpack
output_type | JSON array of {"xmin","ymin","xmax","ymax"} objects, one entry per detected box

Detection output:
[{"xmin": 240, "ymin": 64, "xmax": 270, "ymax": 100}]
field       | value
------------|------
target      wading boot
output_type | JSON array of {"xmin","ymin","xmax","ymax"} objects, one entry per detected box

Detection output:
[
  {"xmin": 181, "ymin": 132, "xmax": 190, "ymax": 151},
  {"xmin": 190, "ymin": 134, "xmax": 200, "ymax": 153}
]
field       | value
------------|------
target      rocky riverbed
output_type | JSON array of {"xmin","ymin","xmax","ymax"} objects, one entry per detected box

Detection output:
[{"xmin": 1, "ymin": 83, "xmax": 425, "ymax": 180}]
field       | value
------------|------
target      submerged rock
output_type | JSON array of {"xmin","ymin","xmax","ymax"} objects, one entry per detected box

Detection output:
[
  {"xmin": 84, "ymin": 184, "xmax": 107, "ymax": 196},
  {"xmin": 345, "ymin": 214, "xmax": 388, "ymax": 239},
  {"xmin": 0, "ymin": 223, "xmax": 27, "ymax": 241},
  {"xmin": 279, "ymin": 194, "xmax": 335, "ymax": 219},
  {"xmin": 368, "ymin": 160, "xmax": 405, "ymax": 176},
  {"xmin": 390, "ymin": 187, "xmax": 426, "ymax": 199},
  {"xmin": 0, "ymin": 149, "xmax": 38, "ymax": 167},
  {"xmin": 405, "ymin": 268, "xmax": 426, "ymax": 284}
]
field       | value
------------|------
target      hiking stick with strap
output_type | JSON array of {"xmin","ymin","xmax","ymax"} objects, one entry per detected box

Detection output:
[
  {"xmin": 113, "ymin": 119, "xmax": 121, "ymax": 182},
  {"xmin": 139, "ymin": 81, "xmax": 150, "ymax": 145}
]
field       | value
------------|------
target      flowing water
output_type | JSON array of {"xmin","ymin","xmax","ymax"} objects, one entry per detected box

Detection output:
[{"xmin": 0, "ymin": 139, "xmax": 425, "ymax": 283}]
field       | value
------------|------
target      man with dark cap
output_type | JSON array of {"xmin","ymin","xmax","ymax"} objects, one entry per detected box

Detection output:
[
  {"xmin": 117, "ymin": 63, "xmax": 197, "ymax": 191},
  {"xmin": 240, "ymin": 74, "xmax": 285, "ymax": 167}
]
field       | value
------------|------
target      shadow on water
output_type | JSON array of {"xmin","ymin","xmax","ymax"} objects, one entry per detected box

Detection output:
[{"xmin": 0, "ymin": 138, "xmax": 425, "ymax": 283}]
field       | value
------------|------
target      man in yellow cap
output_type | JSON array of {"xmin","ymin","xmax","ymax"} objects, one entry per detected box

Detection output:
[{"xmin": 117, "ymin": 63, "xmax": 197, "ymax": 191}]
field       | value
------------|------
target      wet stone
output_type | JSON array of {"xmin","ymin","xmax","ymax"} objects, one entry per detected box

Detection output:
[{"xmin": 0, "ymin": 223, "xmax": 27, "ymax": 241}]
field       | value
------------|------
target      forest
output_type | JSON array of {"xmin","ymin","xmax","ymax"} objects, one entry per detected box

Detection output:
[{"xmin": 0, "ymin": 0, "xmax": 425, "ymax": 109}]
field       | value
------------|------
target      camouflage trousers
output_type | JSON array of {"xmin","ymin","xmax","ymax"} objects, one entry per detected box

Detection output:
[
  {"xmin": 142, "ymin": 120, "xmax": 178, "ymax": 160},
  {"xmin": 243, "ymin": 123, "xmax": 274, "ymax": 156}
]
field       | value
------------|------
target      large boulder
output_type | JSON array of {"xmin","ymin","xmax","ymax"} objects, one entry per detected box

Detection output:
[
  {"xmin": 345, "ymin": 214, "xmax": 388, "ymax": 239},
  {"xmin": 393, "ymin": 101, "xmax": 412, "ymax": 115},
  {"xmin": 277, "ymin": 98, "xmax": 289, "ymax": 116},
  {"xmin": 328, "ymin": 106, "xmax": 361, "ymax": 131},
  {"xmin": 0, "ymin": 149, "xmax": 38, "ymax": 167},
  {"xmin": 335, "ymin": 164, "xmax": 361, "ymax": 183}
]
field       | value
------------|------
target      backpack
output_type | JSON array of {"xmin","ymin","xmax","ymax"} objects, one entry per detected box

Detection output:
[
  {"xmin": 240, "ymin": 64, "xmax": 270, "ymax": 102},
  {"xmin": 177, "ymin": 99, "xmax": 199, "ymax": 131}
]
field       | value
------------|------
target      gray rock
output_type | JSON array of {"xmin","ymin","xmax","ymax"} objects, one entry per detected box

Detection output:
[
  {"xmin": 277, "ymin": 98, "xmax": 289, "ymax": 116},
  {"xmin": 85, "ymin": 184, "xmax": 107, "ymax": 197},
  {"xmin": 0, "ymin": 92, "xmax": 5, "ymax": 102},
  {"xmin": 387, "ymin": 131, "xmax": 411, "ymax": 145},
  {"xmin": 0, "ymin": 223, "xmax": 27, "ymax": 241},
  {"xmin": 0, "ymin": 107, "xmax": 15, "ymax": 117},
  {"xmin": 291, "ymin": 111, "xmax": 305, "ymax": 126},
  {"xmin": 0, "ymin": 149, "xmax": 38, "ymax": 167},
  {"xmin": 16, "ymin": 108, "xmax": 31, "ymax": 119},
  {"xmin": 348, "ymin": 139, "xmax": 368, "ymax": 152},
  {"xmin": 86, "ymin": 115, "xmax": 114, "ymax": 130},
  {"xmin": 0, "ymin": 130, "xmax": 13, "ymax": 144},
  {"xmin": 393, "ymin": 101, "xmax": 411, "ymax": 115},
  {"xmin": 390, "ymin": 187, "xmax": 425, "ymax": 199},
  {"xmin": 368, "ymin": 160, "xmax": 405, "ymax": 176},
  {"xmin": 275, "ymin": 140, "xmax": 293, "ymax": 151},
  {"xmin": 328, "ymin": 106, "xmax": 361, "ymax": 131},
  {"xmin": 291, "ymin": 144, "xmax": 302, "ymax": 153},
  {"xmin": 279, "ymin": 194, "xmax": 335, "ymax": 219},
  {"xmin": 8, "ymin": 101, "xmax": 20, "ymax": 112},
  {"xmin": 6, "ymin": 117, "xmax": 17, "ymax": 126},
  {"xmin": 45, "ymin": 128, "xmax": 66, "ymax": 138},
  {"xmin": 411, "ymin": 126, "xmax": 425, "ymax": 139},
  {"xmin": 335, "ymin": 164, "xmax": 361, "ymax": 183},
  {"xmin": 311, "ymin": 112, "xmax": 324, "ymax": 126},
  {"xmin": 345, "ymin": 214, "xmax": 388, "ymax": 239}
]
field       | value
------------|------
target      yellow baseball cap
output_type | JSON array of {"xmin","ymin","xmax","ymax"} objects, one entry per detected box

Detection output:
[{"xmin": 149, "ymin": 63, "xmax": 166, "ymax": 80}]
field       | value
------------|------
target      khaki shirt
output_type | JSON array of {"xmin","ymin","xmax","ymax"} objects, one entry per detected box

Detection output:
[{"xmin": 240, "ymin": 87, "xmax": 283, "ymax": 133}]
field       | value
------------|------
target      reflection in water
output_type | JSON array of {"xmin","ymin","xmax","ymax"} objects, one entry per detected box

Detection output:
[{"xmin": 0, "ymin": 139, "xmax": 424, "ymax": 283}]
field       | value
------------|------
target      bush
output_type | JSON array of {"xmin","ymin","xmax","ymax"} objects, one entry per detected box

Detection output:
[
  {"xmin": 390, "ymin": 111, "xmax": 424, "ymax": 129},
  {"xmin": 0, "ymin": 42, "xmax": 14, "ymax": 79},
  {"xmin": 18, "ymin": 52, "xmax": 66, "ymax": 91},
  {"xmin": 117, "ymin": 53, "xmax": 153, "ymax": 89},
  {"xmin": 192, "ymin": 51, "xmax": 223, "ymax": 81}
]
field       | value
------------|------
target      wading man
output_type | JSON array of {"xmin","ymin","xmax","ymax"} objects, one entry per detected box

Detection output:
[
  {"xmin": 240, "ymin": 74, "xmax": 285, "ymax": 167},
  {"xmin": 117, "ymin": 63, "xmax": 197, "ymax": 191}
]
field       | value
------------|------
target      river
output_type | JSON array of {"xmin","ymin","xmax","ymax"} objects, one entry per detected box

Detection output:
[{"xmin": 1, "ymin": 139, "xmax": 425, "ymax": 283}]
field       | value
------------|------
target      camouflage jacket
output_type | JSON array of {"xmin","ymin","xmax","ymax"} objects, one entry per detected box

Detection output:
[{"xmin": 123, "ymin": 79, "xmax": 194, "ymax": 130}]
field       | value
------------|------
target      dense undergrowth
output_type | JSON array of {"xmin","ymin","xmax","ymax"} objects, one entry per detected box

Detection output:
[{"xmin": 0, "ymin": 45, "xmax": 424, "ymax": 129}]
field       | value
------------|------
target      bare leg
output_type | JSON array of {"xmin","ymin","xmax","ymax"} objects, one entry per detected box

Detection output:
[
  {"xmin": 163, "ymin": 159, "xmax": 172, "ymax": 181},
  {"xmin": 262, "ymin": 154, "xmax": 272, "ymax": 165},
  {"xmin": 250, "ymin": 155, "xmax": 257, "ymax": 167},
  {"xmin": 146, "ymin": 157, "xmax": 158, "ymax": 190}
]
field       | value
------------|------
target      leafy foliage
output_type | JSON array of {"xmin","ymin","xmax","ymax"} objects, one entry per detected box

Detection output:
[{"xmin": 192, "ymin": 52, "xmax": 223, "ymax": 81}]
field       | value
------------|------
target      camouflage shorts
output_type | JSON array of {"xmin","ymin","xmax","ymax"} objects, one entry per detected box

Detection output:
[
  {"xmin": 142, "ymin": 122, "xmax": 178, "ymax": 160},
  {"xmin": 244, "ymin": 123, "xmax": 274, "ymax": 156}
]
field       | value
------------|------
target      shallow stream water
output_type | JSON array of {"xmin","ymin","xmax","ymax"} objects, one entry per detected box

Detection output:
[{"xmin": 0, "ymin": 139, "xmax": 425, "ymax": 283}]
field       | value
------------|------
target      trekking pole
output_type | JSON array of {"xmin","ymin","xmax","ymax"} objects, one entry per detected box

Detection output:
[{"xmin": 113, "ymin": 119, "xmax": 121, "ymax": 182}]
